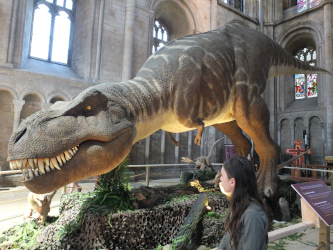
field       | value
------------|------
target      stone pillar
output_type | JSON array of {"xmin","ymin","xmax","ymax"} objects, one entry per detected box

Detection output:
[
  {"xmin": 7, "ymin": 0, "xmax": 18, "ymax": 66},
  {"xmin": 291, "ymin": 122, "xmax": 296, "ymax": 147},
  {"xmin": 94, "ymin": 0, "xmax": 105, "ymax": 81},
  {"xmin": 122, "ymin": 0, "xmax": 136, "ymax": 81},
  {"xmin": 277, "ymin": 124, "xmax": 281, "ymax": 146},
  {"xmin": 324, "ymin": 3, "xmax": 333, "ymax": 155},
  {"xmin": 187, "ymin": 131, "xmax": 192, "ymax": 158},
  {"xmin": 12, "ymin": 99, "xmax": 25, "ymax": 131},
  {"xmin": 160, "ymin": 130, "xmax": 165, "ymax": 164},
  {"xmin": 174, "ymin": 133, "xmax": 180, "ymax": 163},
  {"xmin": 210, "ymin": 0, "xmax": 217, "ymax": 30},
  {"xmin": 145, "ymin": 136, "xmax": 150, "ymax": 164},
  {"xmin": 41, "ymin": 102, "xmax": 52, "ymax": 110}
]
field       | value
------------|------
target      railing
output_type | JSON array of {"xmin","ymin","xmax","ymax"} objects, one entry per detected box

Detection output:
[
  {"xmin": 0, "ymin": 164, "xmax": 332, "ymax": 242},
  {"xmin": 283, "ymin": 0, "xmax": 321, "ymax": 19},
  {"xmin": 0, "ymin": 163, "xmax": 224, "ymax": 192}
]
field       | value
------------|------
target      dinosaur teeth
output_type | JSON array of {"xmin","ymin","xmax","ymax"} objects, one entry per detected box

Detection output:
[
  {"xmin": 64, "ymin": 151, "xmax": 72, "ymax": 160},
  {"xmin": 28, "ymin": 167, "xmax": 34, "ymax": 180},
  {"xmin": 28, "ymin": 159, "xmax": 34, "ymax": 169},
  {"xmin": 10, "ymin": 144, "xmax": 80, "ymax": 181},
  {"xmin": 60, "ymin": 153, "xmax": 66, "ymax": 163},
  {"xmin": 50, "ymin": 158, "xmax": 61, "ymax": 170},
  {"xmin": 44, "ymin": 158, "xmax": 50, "ymax": 167},
  {"xmin": 56, "ymin": 156, "xmax": 63, "ymax": 166},
  {"xmin": 38, "ymin": 159, "xmax": 45, "ymax": 174}
]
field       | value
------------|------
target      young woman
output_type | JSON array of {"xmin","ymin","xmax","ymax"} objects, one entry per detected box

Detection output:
[{"xmin": 218, "ymin": 157, "xmax": 268, "ymax": 250}]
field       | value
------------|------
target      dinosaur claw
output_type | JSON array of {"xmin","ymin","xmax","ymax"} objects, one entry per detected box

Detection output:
[
  {"xmin": 194, "ymin": 136, "xmax": 201, "ymax": 146},
  {"xmin": 265, "ymin": 188, "xmax": 272, "ymax": 197}
]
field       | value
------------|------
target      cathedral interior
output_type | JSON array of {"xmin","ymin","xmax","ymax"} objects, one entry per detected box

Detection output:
[{"xmin": 1, "ymin": 0, "xmax": 332, "ymax": 175}]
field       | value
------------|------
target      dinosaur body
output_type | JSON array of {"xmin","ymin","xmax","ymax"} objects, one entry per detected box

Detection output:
[{"xmin": 7, "ymin": 24, "xmax": 330, "ymax": 197}]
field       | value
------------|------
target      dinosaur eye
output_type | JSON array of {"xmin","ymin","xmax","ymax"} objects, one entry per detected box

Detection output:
[{"xmin": 86, "ymin": 105, "xmax": 92, "ymax": 110}]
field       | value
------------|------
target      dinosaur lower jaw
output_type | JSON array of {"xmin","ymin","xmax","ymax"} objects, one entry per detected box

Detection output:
[{"xmin": 9, "ymin": 146, "xmax": 80, "ymax": 182}]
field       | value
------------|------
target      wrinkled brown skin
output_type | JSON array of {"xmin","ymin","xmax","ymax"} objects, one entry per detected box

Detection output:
[{"xmin": 7, "ymin": 24, "xmax": 330, "ymax": 196}]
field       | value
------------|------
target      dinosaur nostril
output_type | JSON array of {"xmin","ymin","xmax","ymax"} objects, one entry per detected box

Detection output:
[{"xmin": 15, "ymin": 128, "xmax": 27, "ymax": 143}]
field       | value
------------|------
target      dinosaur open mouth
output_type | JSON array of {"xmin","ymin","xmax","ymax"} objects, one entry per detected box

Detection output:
[{"xmin": 9, "ymin": 145, "xmax": 79, "ymax": 182}]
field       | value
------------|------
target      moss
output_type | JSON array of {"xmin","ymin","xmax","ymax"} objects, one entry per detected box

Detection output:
[
  {"xmin": 0, "ymin": 216, "xmax": 58, "ymax": 250},
  {"xmin": 193, "ymin": 170, "xmax": 217, "ymax": 182}
]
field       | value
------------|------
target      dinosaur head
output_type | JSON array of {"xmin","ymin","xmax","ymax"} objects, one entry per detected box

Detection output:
[{"xmin": 7, "ymin": 85, "xmax": 135, "ymax": 194}]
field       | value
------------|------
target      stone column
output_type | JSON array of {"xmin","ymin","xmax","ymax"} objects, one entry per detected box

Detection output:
[
  {"xmin": 291, "ymin": 122, "xmax": 296, "ymax": 147},
  {"xmin": 210, "ymin": 0, "xmax": 217, "ymax": 30},
  {"xmin": 12, "ymin": 99, "xmax": 25, "ymax": 131},
  {"xmin": 324, "ymin": 3, "xmax": 333, "ymax": 155},
  {"xmin": 174, "ymin": 133, "xmax": 180, "ymax": 163},
  {"xmin": 7, "ymin": 0, "xmax": 18, "ymax": 65},
  {"xmin": 145, "ymin": 136, "xmax": 150, "ymax": 164},
  {"xmin": 122, "ymin": 0, "xmax": 136, "ymax": 81},
  {"xmin": 160, "ymin": 130, "xmax": 166, "ymax": 164},
  {"xmin": 94, "ymin": 0, "xmax": 105, "ymax": 81},
  {"xmin": 277, "ymin": 124, "xmax": 281, "ymax": 147},
  {"xmin": 187, "ymin": 131, "xmax": 192, "ymax": 158},
  {"xmin": 41, "ymin": 102, "xmax": 52, "ymax": 110}
]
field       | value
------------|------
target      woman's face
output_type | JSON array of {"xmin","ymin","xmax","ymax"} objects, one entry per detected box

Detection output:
[{"xmin": 219, "ymin": 166, "xmax": 235, "ymax": 197}]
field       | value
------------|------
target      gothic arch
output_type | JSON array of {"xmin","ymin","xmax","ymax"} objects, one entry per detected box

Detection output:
[
  {"xmin": 20, "ymin": 90, "xmax": 46, "ymax": 103},
  {"xmin": 150, "ymin": 0, "xmax": 201, "ymax": 39},
  {"xmin": 276, "ymin": 21, "xmax": 324, "ymax": 53},
  {"xmin": 47, "ymin": 93, "xmax": 70, "ymax": 103},
  {"xmin": 0, "ymin": 85, "xmax": 19, "ymax": 100}
]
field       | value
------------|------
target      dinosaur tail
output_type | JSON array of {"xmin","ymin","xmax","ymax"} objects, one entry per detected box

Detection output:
[
  {"xmin": 268, "ymin": 42, "xmax": 331, "ymax": 78},
  {"xmin": 207, "ymin": 137, "xmax": 224, "ymax": 159}
]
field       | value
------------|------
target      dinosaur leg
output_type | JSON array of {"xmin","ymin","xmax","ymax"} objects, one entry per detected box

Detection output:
[
  {"xmin": 234, "ymin": 95, "xmax": 280, "ymax": 197},
  {"xmin": 213, "ymin": 121, "xmax": 252, "ymax": 157},
  {"xmin": 181, "ymin": 118, "xmax": 205, "ymax": 146},
  {"xmin": 166, "ymin": 132, "xmax": 180, "ymax": 146},
  {"xmin": 194, "ymin": 124, "xmax": 204, "ymax": 146}
]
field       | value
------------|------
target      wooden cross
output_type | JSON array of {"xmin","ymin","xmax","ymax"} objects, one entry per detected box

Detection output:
[{"xmin": 286, "ymin": 140, "xmax": 312, "ymax": 176}]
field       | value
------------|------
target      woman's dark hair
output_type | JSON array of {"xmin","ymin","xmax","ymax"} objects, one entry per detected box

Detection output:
[{"xmin": 223, "ymin": 157, "xmax": 267, "ymax": 249}]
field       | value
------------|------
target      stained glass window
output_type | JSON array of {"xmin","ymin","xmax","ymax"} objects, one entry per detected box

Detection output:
[
  {"xmin": 153, "ymin": 19, "xmax": 169, "ymax": 53},
  {"xmin": 29, "ymin": 0, "xmax": 74, "ymax": 65},
  {"xmin": 298, "ymin": 0, "xmax": 319, "ymax": 13},
  {"xmin": 295, "ymin": 74, "xmax": 306, "ymax": 99},
  {"xmin": 297, "ymin": 0, "xmax": 307, "ymax": 13},
  {"xmin": 294, "ymin": 47, "xmax": 317, "ymax": 99}
]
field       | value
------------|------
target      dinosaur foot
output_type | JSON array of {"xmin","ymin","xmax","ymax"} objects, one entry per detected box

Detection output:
[
  {"xmin": 194, "ymin": 135, "xmax": 201, "ymax": 146},
  {"xmin": 256, "ymin": 158, "xmax": 278, "ymax": 197}
]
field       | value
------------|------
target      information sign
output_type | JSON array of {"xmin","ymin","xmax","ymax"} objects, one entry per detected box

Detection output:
[{"xmin": 292, "ymin": 180, "xmax": 333, "ymax": 226}]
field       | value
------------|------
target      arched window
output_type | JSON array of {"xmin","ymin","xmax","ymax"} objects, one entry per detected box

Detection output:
[
  {"xmin": 294, "ymin": 47, "xmax": 317, "ymax": 99},
  {"xmin": 152, "ymin": 19, "xmax": 169, "ymax": 53},
  {"xmin": 30, "ymin": 0, "xmax": 74, "ymax": 65},
  {"xmin": 222, "ymin": 0, "xmax": 244, "ymax": 12}
]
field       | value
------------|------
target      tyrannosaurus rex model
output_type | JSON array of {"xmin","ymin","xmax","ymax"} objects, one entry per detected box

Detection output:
[{"xmin": 7, "ymin": 24, "xmax": 330, "ymax": 197}]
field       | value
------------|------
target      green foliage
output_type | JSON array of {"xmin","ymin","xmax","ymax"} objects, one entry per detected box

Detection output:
[
  {"xmin": 192, "ymin": 169, "xmax": 217, "ymax": 182},
  {"xmin": 0, "ymin": 220, "xmax": 41, "ymax": 249},
  {"xmin": 82, "ymin": 157, "xmax": 134, "ymax": 213},
  {"xmin": 76, "ymin": 157, "xmax": 134, "ymax": 228}
]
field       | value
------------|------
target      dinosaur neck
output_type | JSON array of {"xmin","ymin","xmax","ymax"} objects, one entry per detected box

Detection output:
[{"xmin": 111, "ymin": 78, "xmax": 169, "ymax": 143}]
